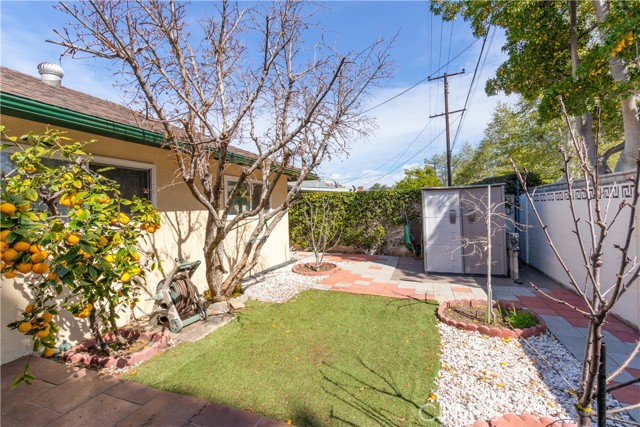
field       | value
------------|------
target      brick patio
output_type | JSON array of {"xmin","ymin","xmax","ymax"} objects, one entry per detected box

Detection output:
[{"xmin": 1, "ymin": 356, "xmax": 286, "ymax": 427}]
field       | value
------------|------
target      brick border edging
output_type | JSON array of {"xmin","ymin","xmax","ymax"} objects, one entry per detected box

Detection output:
[
  {"xmin": 437, "ymin": 299, "xmax": 547, "ymax": 339},
  {"xmin": 466, "ymin": 413, "xmax": 576, "ymax": 427},
  {"xmin": 63, "ymin": 328, "xmax": 170, "ymax": 368},
  {"xmin": 291, "ymin": 262, "xmax": 339, "ymax": 277}
]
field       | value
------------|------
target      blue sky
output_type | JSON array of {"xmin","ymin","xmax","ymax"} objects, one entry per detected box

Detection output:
[{"xmin": 1, "ymin": 1, "xmax": 514, "ymax": 187}]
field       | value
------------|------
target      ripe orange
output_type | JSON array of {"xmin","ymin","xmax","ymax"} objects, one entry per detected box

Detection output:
[
  {"xmin": 131, "ymin": 252, "xmax": 140, "ymax": 262},
  {"xmin": 59, "ymin": 194, "xmax": 74, "ymax": 206},
  {"xmin": 140, "ymin": 223, "xmax": 148, "ymax": 231},
  {"xmin": 120, "ymin": 272, "xmax": 131, "ymax": 283},
  {"xmin": 42, "ymin": 312, "xmax": 54, "ymax": 323},
  {"xmin": 32, "ymin": 263, "xmax": 49, "ymax": 275},
  {"xmin": 66, "ymin": 234, "xmax": 81, "ymax": 245},
  {"xmin": 0, "ymin": 241, "xmax": 8, "ymax": 252},
  {"xmin": 3, "ymin": 248, "xmax": 20, "ymax": 263},
  {"xmin": 97, "ymin": 236, "xmax": 108, "ymax": 246},
  {"xmin": 36, "ymin": 326, "xmax": 50, "ymax": 338},
  {"xmin": 17, "ymin": 322, "xmax": 32, "ymax": 333},
  {"xmin": 0, "ymin": 202, "xmax": 16, "ymax": 215},
  {"xmin": 43, "ymin": 348, "xmax": 55, "ymax": 358},
  {"xmin": 0, "ymin": 230, "xmax": 11, "ymax": 242},
  {"xmin": 18, "ymin": 202, "xmax": 30, "ymax": 211},
  {"xmin": 118, "ymin": 214, "xmax": 130, "ymax": 225},
  {"xmin": 147, "ymin": 225, "xmax": 156, "ymax": 234},
  {"xmin": 110, "ymin": 218, "xmax": 119, "ymax": 225},
  {"xmin": 3, "ymin": 270, "xmax": 17, "ymax": 279},
  {"xmin": 31, "ymin": 251, "xmax": 48, "ymax": 263},
  {"xmin": 25, "ymin": 304, "xmax": 35, "ymax": 313},
  {"xmin": 46, "ymin": 272, "xmax": 60, "ymax": 282},
  {"xmin": 13, "ymin": 241, "xmax": 31, "ymax": 252},
  {"xmin": 29, "ymin": 244, "xmax": 43, "ymax": 254},
  {"xmin": 15, "ymin": 263, "xmax": 33, "ymax": 274}
]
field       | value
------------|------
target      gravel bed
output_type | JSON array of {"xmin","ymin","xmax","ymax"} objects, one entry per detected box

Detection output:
[
  {"xmin": 242, "ymin": 256, "xmax": 342, "ymax": 303},
  {"xmin": 436, "ymin": 323, "xmax": 631, "ymax": 427}
]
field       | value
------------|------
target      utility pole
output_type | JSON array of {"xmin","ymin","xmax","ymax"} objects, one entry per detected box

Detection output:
[{"xmin": 429, "ymin": 69, "xmax": 465, "ymax": 186}]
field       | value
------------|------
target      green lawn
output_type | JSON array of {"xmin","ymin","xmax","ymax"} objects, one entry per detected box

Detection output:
[{"xmin": 129, "ymin": 290, "xmax": 441, "ymax": 426}]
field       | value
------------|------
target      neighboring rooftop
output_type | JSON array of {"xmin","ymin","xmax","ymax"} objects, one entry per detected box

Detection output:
[{"xmin": 288, "ymin": 180, "xmax": 350, "ymax": 192}]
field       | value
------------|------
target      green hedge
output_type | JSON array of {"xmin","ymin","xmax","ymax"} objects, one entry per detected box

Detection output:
[{"xmin": 289, "ymin": 190, "xmax": 421, "ymax": 255}]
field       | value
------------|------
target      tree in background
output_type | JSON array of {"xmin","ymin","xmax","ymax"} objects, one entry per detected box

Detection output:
[
  {"xmin": 431, "ymin": 0, "xmax": 639, "ymax": 172},
  {"xmin": 52, "ymin": 0, "xmax": 391, "ymax": 300},
  {"xmin": 395, "ymin": 165, "xmax": 442, "ymax": 191},
  {"xmin": 451, "ymin": 101, "xmax": 568, "ymax": 185},
  {"xmin": 428, "ymin": 142, "xmax": 481, "ymax": 186},
  {"xmin": 369, "ymin": 183, "xmax": 391, "ymax": 191}
]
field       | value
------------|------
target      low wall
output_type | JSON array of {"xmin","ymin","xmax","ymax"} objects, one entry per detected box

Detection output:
[{"xmin": 518, "ymin": 171, "xmax": 638, "ymax": 326}]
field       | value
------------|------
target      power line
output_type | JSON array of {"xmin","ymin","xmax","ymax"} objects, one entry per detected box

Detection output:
[
  {"xmin": 361, "ymin": 38, "xmax": 480, "ymax": 115},
  {"xmin": 360, "ymin": 115, "xmax": 462, "ymax": 188},
  {"xmin": 451, "ymin": 26, "xmax": 493, "ymax": 152},
  {"xmin": 336, "ymin": 119, "xmax": 433, "ymax": 184}
]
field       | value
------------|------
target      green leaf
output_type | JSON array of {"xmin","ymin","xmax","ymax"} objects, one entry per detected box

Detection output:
[
  {"xmin": 72, "ymin": 180, "xmax": 82, "ymax": 189},
  {"xmin": 24, "ymin": 188, "xmax": 38, "ymax": 202}
]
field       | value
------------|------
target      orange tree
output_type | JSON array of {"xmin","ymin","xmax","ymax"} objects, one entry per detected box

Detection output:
[{"xmin": 0, "ymin": 128, "xmax": 159, "ymax": 384}]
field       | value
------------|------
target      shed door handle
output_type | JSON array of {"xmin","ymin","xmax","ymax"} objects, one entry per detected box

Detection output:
[{"xmin": 449, "ymin": 209, "xmax": 456, "ymax": 224}]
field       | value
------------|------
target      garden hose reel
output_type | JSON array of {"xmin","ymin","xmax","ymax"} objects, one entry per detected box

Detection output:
[{"xmin": 147, "ymin": 259, "xmax": 208, "ymax": 333}]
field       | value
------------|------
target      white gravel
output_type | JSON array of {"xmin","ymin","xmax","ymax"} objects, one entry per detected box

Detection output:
[
  {"xmin": 242, "ymin": 256, "xmax": 340, "ymax": 303},
  {"xmin": 435, "ymin": 323, "xmax": 631, "ymax": 427}
]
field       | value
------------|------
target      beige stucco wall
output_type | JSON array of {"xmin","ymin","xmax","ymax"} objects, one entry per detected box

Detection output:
[{"xmin": 0, "ymin": 116, "xmax": 291, "ymax": 363}]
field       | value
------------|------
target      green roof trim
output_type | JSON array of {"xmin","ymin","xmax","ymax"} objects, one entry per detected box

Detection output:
[{"xmin": 0, "ymin": 92, "xmax": 317, "ymax": 179}]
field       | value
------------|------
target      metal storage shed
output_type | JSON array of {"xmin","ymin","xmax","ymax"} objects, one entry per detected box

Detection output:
[{"xmin": 422, "ymin": 184, "xmax": 507, "ymax": 275}]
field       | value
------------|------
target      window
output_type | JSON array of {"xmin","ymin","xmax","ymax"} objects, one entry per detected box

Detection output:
[
  {"xmin": 225, "ymin": 177, "xmax": 270, "ymax": 216},
  {"xmin": 0, "ymin": 147, "xmax": 155, "ymax": 212}
]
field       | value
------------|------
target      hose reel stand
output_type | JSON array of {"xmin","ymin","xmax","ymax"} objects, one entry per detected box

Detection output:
[{"xmin": 147, "ymin": 258, "xmax": 208, "ymax": 333}]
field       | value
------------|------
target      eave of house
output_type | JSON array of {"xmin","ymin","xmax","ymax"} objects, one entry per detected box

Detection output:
[{"xmin": 0, "ymin": 91, "xmax": 317, "ymax": 179}]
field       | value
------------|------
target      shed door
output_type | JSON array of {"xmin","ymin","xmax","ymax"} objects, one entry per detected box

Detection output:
[
  {"xmin": 460, "ymin": 186, "xmax": 507, "ymax": 275},
  {"xmin": 423, "ymin": 190, "xmax": 463, "ymax": 273}
]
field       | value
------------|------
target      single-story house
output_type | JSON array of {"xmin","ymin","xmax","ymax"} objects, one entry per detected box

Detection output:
[{"xmin": 0, "ymin": 65, "xmax": 301, "ymax": 363}]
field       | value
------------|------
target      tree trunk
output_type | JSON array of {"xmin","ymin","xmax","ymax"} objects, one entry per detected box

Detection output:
[
  {"xmin": 592, "ymin": 0, "xmax": 640, "ymax": 172},
  {"xmin": 569, "ymin": 1, "xmax": 601, "ymax": 172},
  {"xmin": 576, "ymin": 319, "xmax": 603, "ymax": 427}
]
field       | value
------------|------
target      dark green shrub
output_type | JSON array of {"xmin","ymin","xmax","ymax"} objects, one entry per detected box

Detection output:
[{"xmin": 289, "ymin": 189, "xmax": 421, "ymax": 255}]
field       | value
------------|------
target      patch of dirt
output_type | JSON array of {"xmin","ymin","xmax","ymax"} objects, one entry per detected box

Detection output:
[
  {"xmin": 297, "ymin": 262, "xmax": 337, "ymax": 273},
  {"xmin": 84, "ymin": 333, "xmax": 151, "ymax": 359},
  {"xmin": 445, "ymin": 305, "xmax": 539, "ymax": 330}
]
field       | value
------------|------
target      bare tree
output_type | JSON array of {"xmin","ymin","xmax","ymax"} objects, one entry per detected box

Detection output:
[
  {"xmin": 513, "ymin": 100, "xmax": 639, "ymax": 426},
  {"xmin": 456, "ymin": 188, "xmax": 525, "ymax": 323},
  {"xmin": 300, "ymin": 195, "xmax": 343, "ymax": 271},
  {"xmin": 50, "ymin": 0, "xmax": 391, "ymax": 299}
]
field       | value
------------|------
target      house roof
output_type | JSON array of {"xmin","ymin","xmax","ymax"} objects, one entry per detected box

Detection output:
[{"xmin": 0, "ymin": 66, "xmax": 316, "ymax": 179}]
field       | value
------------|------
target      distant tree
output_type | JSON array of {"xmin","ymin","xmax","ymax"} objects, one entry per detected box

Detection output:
[
  {"xmin": 453, "ymin": 101, "xmax": 569, "ymax": 184},
  {"xmin": 428, "ymin": 142, "xmax": 480, "ymax": 186},
  {"xmin": 430, "ymin": 0, "xmax": 638, "ymax": 172},
  {"xmin": 368, "ymin": 182, "xmax": 391, "ymax": 191},
  {"xmin": 394, "ymin": 165, "xmax": 442, "ymax": 191}
]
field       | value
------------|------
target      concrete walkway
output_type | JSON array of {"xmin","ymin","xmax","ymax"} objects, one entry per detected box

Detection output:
[
  {"xmin": 1, "ymin": 355, "xmax": 286, "ymax": 427},
  {"xmin": 317, "ymin": 254, "xmax": 640, "ymax": 420}
]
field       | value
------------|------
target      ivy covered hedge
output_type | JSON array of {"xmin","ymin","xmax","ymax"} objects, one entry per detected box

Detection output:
[{"xmin": 289, "ymin": 190, "xmax": 421, "ymax": 255}]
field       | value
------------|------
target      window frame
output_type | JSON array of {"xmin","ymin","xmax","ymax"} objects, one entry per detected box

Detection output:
[
  {"xmin": 0, "ymin": 142, "xmax": 157, "ymax": 206},
  {"xmin": 223, "ymin": 175, "xmax": 271, "ymax": 218}
]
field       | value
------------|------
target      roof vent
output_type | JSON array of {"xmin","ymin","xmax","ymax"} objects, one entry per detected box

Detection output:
[{"xmin": 37, "ymin": 62, "xmax": 64, "ymax": 87}]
